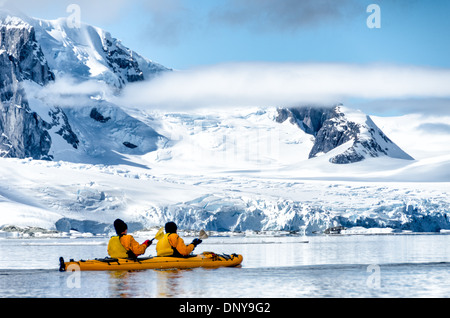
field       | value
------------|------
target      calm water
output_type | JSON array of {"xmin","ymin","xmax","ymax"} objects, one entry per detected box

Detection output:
[{"xmin": 0, "ymin": 234, "xmax": 449, "ymax": 298}]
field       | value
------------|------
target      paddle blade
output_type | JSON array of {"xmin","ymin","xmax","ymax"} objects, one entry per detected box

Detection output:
[
  {"xmin": 199, "ymin": 229, "xmax": 209, "ymax": 240},
  {"xmin": 154, "ymin": 227, "xmax": 165, "ymax": 240}
]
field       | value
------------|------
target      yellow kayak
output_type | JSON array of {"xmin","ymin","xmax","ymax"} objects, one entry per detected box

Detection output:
[{"xmin": 59, "ymin": 252, "xmax": 243, "ymax": 271}]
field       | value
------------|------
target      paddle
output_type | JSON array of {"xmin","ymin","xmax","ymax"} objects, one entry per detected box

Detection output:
[
  {"xmin": 189, "ymin": 229, "xmax": 208, "ymax": 250},
  {"xmin": 150, "ymin": 227, "xmax": 164, "ymax": 244},
  {"xmin": 142, "ymin": 227, "xmax": 164, "ymax": 257},
  {"xmin": 198, "ymin": 229, "xmax": 209, "ymax": 240}
]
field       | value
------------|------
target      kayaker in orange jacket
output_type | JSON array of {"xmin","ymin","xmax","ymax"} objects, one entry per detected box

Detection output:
[
  {"xmin": 108, "ymin": 219, "xmax": 151, "ymax": 259},
  {"xmin": 156, "ymin": 222, "xmax": 202, "ymax": 257}
]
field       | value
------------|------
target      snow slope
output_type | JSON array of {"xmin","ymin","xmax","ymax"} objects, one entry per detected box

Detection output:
[
  {"xmin": 0, "ymin": 107, "xmax": 449, "ymax": 235},
  {"xmin": 137, "ymin": 107, "xmax": 315, "ymax": 172},
  {"xmin": 372, "ymin": 113, "xmax": 450, "ymax": 161},
  {"xmin": 32, "ymin": 16, "xmax": 169, "ymax": 87}
]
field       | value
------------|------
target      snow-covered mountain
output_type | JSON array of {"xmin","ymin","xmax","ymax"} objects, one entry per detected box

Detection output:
[
  {"xmin": 0, "ymin": 9, "xmax": 449, "ymax": 236},
  {"xmin": 34, "ymin": 17, "xmax": 169, "ymax": 87},
  {"xmin": 0, "ymin": 8, "xmax": 413, "ymax": 166},
  {"xmin": 0, "ymin": 8, "xmax": 169, "ymax": 87},
  {"xmin": 0, "ymin": 8, "xmax": 168, "ymax": 162}
]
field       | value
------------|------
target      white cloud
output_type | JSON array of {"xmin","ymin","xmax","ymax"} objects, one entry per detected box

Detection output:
[
  {"xmin": 113, "ymin": 62, "xmax": 450, "ymax": 111},
  {"xmin": 26, "ymin": 76, "xmax": 114, "ymax": 107}
]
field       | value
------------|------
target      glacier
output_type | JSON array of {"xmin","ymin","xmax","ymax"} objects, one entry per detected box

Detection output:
[{"xmin": 0, "ymin": 108, "xmax": 449, "ymax": 236}]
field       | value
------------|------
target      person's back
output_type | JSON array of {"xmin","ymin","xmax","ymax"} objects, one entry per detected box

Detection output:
[
  {"xmin": 108, "ymin": 219, "xmax": 151, "ymax": 258},
  {"xmin": 156, "ymin": 222, "xmax": 201, "ymax": 257},
  {"xmin": 108, "ymin": 235, "xmax": 130, "ymax": 258}
]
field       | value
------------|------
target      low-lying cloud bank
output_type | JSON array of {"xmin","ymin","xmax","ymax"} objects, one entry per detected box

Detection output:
[
  {"xmin": 25, "ymin": 62, "xmax": 450, "ymax": 115},
  {"xmin": 113, "ymin": 62, "xmax": 450, "ymax": 112}
]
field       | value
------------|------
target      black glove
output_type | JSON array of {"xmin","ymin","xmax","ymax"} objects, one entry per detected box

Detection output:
[{"xmin": 191, "ymin": 238, "xmax": 202, "ymax": 247}]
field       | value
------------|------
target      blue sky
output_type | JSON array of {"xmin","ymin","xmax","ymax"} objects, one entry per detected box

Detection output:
[
  {"xmin": 6, "ymin": 0, "xmax": 450, "ymax": 70},
  {"xmin": 3, "ymin": 0, "xmax": 450, "ymax": 115}
]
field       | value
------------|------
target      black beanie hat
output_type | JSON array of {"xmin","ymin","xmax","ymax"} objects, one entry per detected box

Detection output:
[
  {"xmin": 165, "ymin": 221, "xmax": 177, "ymax": 234},
  {"xmin": 114, "ymin": 219, "xmax": 127, "ymax": 235}
]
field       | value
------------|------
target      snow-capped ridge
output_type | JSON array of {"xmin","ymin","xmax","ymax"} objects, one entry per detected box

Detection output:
[
  {"xmin": 276, "ymin": 105, "xmax": 414, "ymax": 164},
  {"xmin": 0, "ymin": 9, "xmax": 171, "ymax": 162},
  {"xmin": 0, "ymin": 7, "xmax": 170, "ymax": 88},
  {"xmin": 33, "ymin": 16, "xmax": 170, "ymax": 87}
]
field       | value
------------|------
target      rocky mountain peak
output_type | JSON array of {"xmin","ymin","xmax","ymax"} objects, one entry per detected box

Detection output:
[
  {"xmin": 276, "ymin": 105, "xmax": 414, "ymax": 164},
  {"xmin": 0, "ymin": 13, "xmax": 55, "ymax": 86},
  {"xmin": 0, "ymin": 10, "xmax": 168, "ymax": 161}
]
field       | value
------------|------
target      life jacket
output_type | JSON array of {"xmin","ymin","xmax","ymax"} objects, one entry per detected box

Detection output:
[
  {"xmin": 156, "ymin": 233, "xmax": 176, "ymax": 257},
  {"xmin": 108, "ymin": 235, "xmax": 134, "ymax": 259}
]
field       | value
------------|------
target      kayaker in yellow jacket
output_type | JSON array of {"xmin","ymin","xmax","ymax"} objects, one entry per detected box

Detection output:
[
  {"xmin": 156, "ymin": 222, "xmax": 202, "ymax": 257},
  {"xmin": 108, "ymin": 219, "xmax": 151, "ymax": 259}
]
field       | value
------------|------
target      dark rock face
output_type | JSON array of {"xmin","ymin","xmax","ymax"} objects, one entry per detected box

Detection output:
[
  {"xmin": 0, "ymin": 20, "xmax": 54, "ymax": 159},
  {"xmin": 275, "ymin": 106, "xmax": 334, "ymax": 136},
  {"xmin": 102, "ymin": 35, "xmax": 144, "ymax": 85},
  {"xmin": 123, "ymin": 141, "xmax": 138, "ymax": 149},
  {"xmin": 0, "ymin": 50, "xmax": 22, "ymax": 102},
  {"xmin": 90, "ymin": 107, "xmax": 111, "ymax": 123},
  {"xmin": 0, "ymin": 19, "xmax": 54, "ymax": 85},
  {"xmin": 276, "ymin": 105, "xmax": 414, "ymax": 164},
  {"xmin": 49, "ymin": 107, "xmax": 79, "ymax": 149},
  {"xmin": 309, "ymin": 110, "xmax": 360, "ymax": 160},
  {"xmin": 0, "ymin": 101, "xmax": 52, "ymax": 159}
]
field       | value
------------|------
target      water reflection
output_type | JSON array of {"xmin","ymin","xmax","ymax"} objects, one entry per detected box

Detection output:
[
  {"xmin": 108, "ymin": 271, "xmax": 136, "ymax": 298},
  {"xmin": 155, "ymin": 268, "xmax": 218, "ymax": 298},
  {"xmin": 105, "ymin": 268, "xmax": 210, "ymax": 298},
  {"xmin": 156, "ymin": 269, "xmax": 186, "ymax": 297}
]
